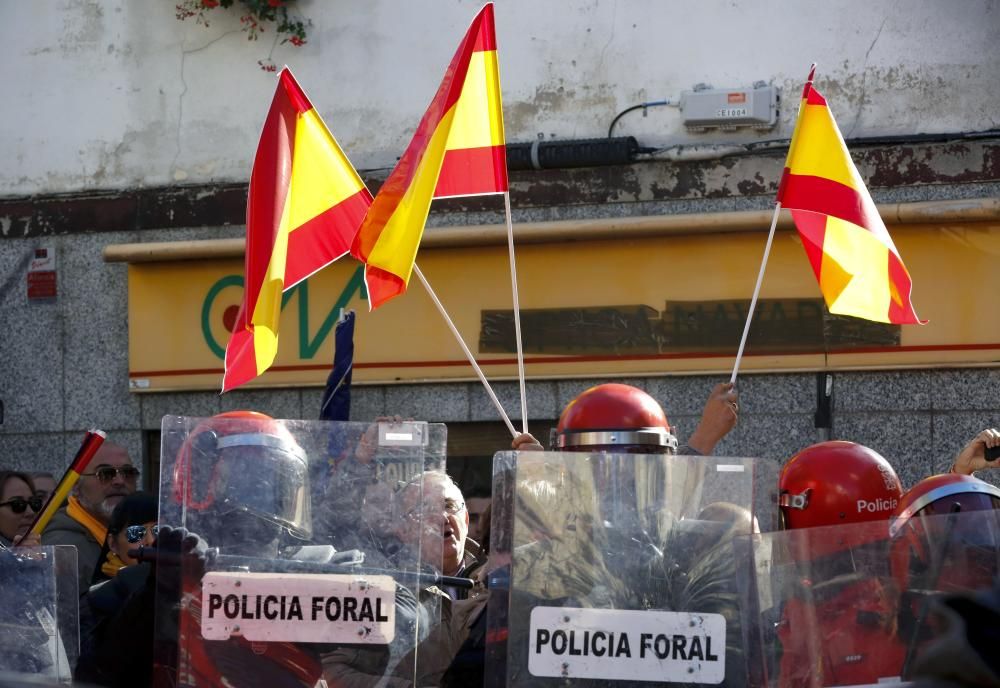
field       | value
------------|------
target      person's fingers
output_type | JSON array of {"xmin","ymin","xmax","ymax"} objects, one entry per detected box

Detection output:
[
  {"xmin": 181, "ymin": 533, "xmax": 201, "ymax": 552},
  {"xmin": 713, "ymin": 382, "xmax": 735, "ymax": 397},
  {"xmin": 512, "ymin": 433, "xmax": 544, "ymax": 451}
]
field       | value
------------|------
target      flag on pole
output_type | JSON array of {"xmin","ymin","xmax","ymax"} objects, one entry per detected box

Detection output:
[
  {"xmin": 27, "ymin": 430, "xmax": 106, "ymax": 539},
  {"xmin": 352, "ymin": 3, "xmax": 506, "ymax": 309},
  {"xmin": 223, "ymin": 68, "xmax": 373, "ymax": 392},
  {"xmin": 434, "ymin": 5, "xmax": 507, "ymax": 199},
  {"xmin": 777, "ymin": 66, "xmax": 925, "ymax": 325}
]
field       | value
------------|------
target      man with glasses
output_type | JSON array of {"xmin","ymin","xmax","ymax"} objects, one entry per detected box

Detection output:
[
  {"xmin": 42, "ymin": 441, "xmax": 138, "ymax": 591},
  {"xmin": 393, "ymin": 471, "xmax": 484, "ymax": 596}
]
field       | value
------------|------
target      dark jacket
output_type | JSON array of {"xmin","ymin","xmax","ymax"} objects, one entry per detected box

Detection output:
[
  {"xmin": 41, "ymin": 507, "xmax": 103, "ymax": 593},
  {"xmin": 450, "ymin": 538, "xmax": 486, "ymax": 600},
  {"xmin": 75, "ymin": 564, "xmax": 154, "ymax": 687}
]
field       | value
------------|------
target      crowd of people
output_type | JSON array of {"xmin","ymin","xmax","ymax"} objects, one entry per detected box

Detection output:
[{"xmin": 1, "ymin": 383, "xmax": 998, "ymax": 687}]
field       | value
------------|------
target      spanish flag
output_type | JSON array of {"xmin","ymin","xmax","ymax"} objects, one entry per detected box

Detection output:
[
  {"xmin": 353, "ymin": 3, "xmax": 507, "ymax": 309},
  {"xmin": 778, "ymin": 66, "xmax": 924, "ymax": 325},
  {"xmin": 223, "ymin": 68, "xmax": 372, "ymax": 392}
]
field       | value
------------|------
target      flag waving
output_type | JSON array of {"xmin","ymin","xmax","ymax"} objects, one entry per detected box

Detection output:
[
  {"xmin": 778, "ymin": 66, "xmax": 924, "ymax": 324},
  {"xmin": 434, "ymin": 4, "xmax": 507, "ymax": 199},
  {"xmin": 352, "ymin": 3, "xmax": 506, "ymax": 309},
  {"xmin": 223, "ymin": 68, "xmax": 373, "ymax": 392}
]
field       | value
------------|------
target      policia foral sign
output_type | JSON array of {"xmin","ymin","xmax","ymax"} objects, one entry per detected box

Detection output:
[
  {"xmin": 201, "ymin": 572, "xmax": 396, "ymax": 644},
  {"xmin": 529, "ymin": 607, "xmax": 726, "ymax": 683}
]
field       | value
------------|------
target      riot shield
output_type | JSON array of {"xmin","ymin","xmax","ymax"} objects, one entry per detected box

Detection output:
[
  {"xmin": 154, "ymin": 415, "xmax": 449, "ymax": 688},
  {"xmin": 743, "ymin": 509, "xmax": 1000, "ymax": 687},
  {"xmin": 486, "ymin": 451, "xmax": 771, "ymax": 687},
  {"xmin": 0, "ymin": 545, "xmax": 79, "ymax": 682}
]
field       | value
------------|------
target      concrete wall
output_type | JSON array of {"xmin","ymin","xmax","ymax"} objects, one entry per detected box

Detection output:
[{"xmin": 2, "ymin": 0, "xmax": 998, "ymax": 196}]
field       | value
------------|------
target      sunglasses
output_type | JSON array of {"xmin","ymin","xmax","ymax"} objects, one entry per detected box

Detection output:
[
  {"xmin": 0, "ymin": 497, "xmax": 43, "ymax": 514},
  {"xmin": 124, "ymin": 524, "xmax": 159, "ymax": 543},
  {"xmin": 82, "ymin": 466, "xmax": 140, "ymax": 484}
]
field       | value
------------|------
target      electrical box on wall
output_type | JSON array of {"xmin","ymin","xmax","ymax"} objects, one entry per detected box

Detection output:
[{"xmin": 680, "ymin": 83, "xmax": 779, "ymax": 132}]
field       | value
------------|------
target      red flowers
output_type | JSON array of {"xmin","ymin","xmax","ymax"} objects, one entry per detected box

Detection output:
[{"xmin": 176, "ymin": 0, "xmax": 309, "ymax": 68}]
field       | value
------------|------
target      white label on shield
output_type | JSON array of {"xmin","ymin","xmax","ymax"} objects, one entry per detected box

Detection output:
[
  {"xmin": 201, "ymin": 572, "xmax": 395, "ymax": 644},
  {"xmin": 379, "ymin": 422, "xmax": 425, "ymax": 447},
  {"xmin": 528, "ymin": 607, "xmax": 726, "ymax": 684}
]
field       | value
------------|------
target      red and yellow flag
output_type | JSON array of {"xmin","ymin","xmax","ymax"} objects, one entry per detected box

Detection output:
[
  {"xmin": 777, "ymin": 66, "xmax": 924, "ymax": 325},
  {"xmin": 223, "ymin": 68, "xmax": 372, "ymax": 392},
  {"xmin": 352, "ymin": 3, "xmax": 506, "ymax": 308}
]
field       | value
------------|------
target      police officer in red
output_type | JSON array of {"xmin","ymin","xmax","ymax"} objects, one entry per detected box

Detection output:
[
  {"xmin": 888, "ymin": 464, "xmax": 1000, "ymax": 684},
  {"xmin": 775, "ymin": 440, "xmax": 908, "ymax": 688},
  {"xmin": 889, "ymin": 471, "xmax": 1000, "ymax": 673},
  {"xmin": 890, "ymin": 472, "xmax": 1000, "ymax": 592},
  {"xmin": 495, "ymin": 382, "xmax": 746, "ymax": 686},
  {"xmin": 513, "ymin": 381, "xmax": 739, "ymax": 455},
  {"xmin": 155, "ymin": 411, "xmax": 322, "ymax": 688}
]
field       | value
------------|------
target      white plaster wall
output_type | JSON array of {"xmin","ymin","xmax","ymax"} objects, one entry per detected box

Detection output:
[{"xmin": 2, "ymin": 0, "xmax": 998, "ymax": 195}]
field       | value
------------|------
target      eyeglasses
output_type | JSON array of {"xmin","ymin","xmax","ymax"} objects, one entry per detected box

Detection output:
[
  {"xmin": 124, "ymin": 524, "xmax": 159, "ymax": 543},
  {"xmin": 0, "ymin": 497, "xmax": 43, "ymax": 514},
  {"xmin": 404, "ymin": 499, "xmax": 466, "ymax": 521},
  {"xmin": 82, "ymin": 466, "xmax": 140, "ymax": 484}
]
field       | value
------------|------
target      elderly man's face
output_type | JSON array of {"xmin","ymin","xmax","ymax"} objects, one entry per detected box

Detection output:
[
  {"xmin": 76, "ymin": 443, "xmax": 137, "ymax": 525},
  {"xmin": 397, "ymin": 476, "xmax": 469, "ymax": 577}
]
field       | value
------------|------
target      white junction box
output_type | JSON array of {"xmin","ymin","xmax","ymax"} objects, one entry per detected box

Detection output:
[{"xmin": 680, "ymin": 84, "xmax": 779, "ymax": 132}]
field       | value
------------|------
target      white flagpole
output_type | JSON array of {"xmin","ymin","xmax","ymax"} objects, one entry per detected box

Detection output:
[
  {"xmin": 730, "ymin": 202, "xmax": 782, "ymax": 384},
  {"xmin": 502, "ymin": 191, "xmax": 528, "ymax": 434},
  {"xmin": 413, "ymin": 263, "xmax": 518, "ymax": 438}
]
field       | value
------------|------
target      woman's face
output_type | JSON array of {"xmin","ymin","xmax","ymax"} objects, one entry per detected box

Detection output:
[
  {"xmin": 109, "ymin": 521, "xmax": 157, "ymax": 565},
  {"xmin": 0, "ymin": 478, "xmax": 38, "ymax": 541}
]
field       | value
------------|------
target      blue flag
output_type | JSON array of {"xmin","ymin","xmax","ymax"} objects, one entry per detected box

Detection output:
[{"xmin": 319, "ymin": 310, "xmax": 355, "ymax": 421}]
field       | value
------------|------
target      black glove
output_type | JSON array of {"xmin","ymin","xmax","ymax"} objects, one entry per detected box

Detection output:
[{"xmin": 140, "ymin": 525, "xmax": 210, "ymax": 595}]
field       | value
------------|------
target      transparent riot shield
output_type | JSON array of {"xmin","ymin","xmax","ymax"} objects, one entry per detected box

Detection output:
[
  {"xmin": 154, "ymin": 415, "xmax": 448, "ymax": 688},
  {"xmin": 743, "ymin": 509, "xmax": 1000, "ymax": 687},
  {"xmin": 0, "ymin": 545, "xmax": 79, "ymax": 682},
  {"xmin": 486, "ymin": 451, "xmax": 770, "ymax": 687}
]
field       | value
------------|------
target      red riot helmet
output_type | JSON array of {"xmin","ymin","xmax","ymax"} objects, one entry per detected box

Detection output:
[
  {"xmin": 778, "ymin": 441, "xmax": 903, "ymax": 561},
  {"xmin": 551, "ymin": 383, "xmax": 678, "ymax": 454},
  {"xmin": 171, "ymin": 411, "xmax": 312, "ymax": 539},
  {"xmin": 890, "ymin": 473, "xmax": 1000, "ymax": 537},
  {"xmin": 889, "ymin": 473, "xmax": 1000, "ymax": 592}
]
